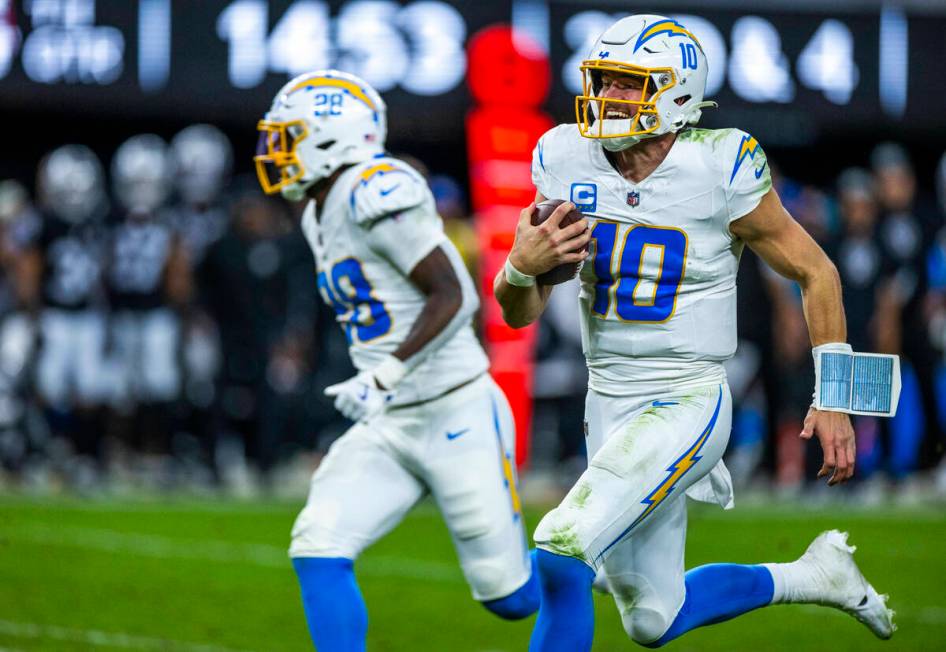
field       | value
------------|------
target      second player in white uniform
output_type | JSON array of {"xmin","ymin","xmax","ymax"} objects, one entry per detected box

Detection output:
[
  {"xmin": 495, "ymin": 14, "xmax": 896, "ymax": 651},
  {"xmin": 255, "ymin": 70, "xmax": 537, "ymax": 652}
]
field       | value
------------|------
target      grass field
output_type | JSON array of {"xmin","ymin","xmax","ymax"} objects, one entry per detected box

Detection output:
[{"xmin": 0, "ymin": 494, "xmax": 943, "ymax": 652}]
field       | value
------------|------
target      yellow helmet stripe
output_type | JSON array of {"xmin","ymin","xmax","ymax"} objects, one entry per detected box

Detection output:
[
  {"xmin": 634, "ymin": 19, "xmax": 701, "ymax": 52},
  {"xmin": 289, "ymin": 77, "xmax": 377, "ymax": 110}
]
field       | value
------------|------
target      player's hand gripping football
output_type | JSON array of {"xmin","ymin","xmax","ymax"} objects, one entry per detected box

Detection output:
[
  {"xmin": 508, "ymin": 201, "xmax": 591, "ymax": 276},
  {"xmin": 800, "ymin": 407, "xmax": 856, "ymax": 485},
  {"xmin": 324, "ymin": 370, "xmax": 394, "ymax": 422}
]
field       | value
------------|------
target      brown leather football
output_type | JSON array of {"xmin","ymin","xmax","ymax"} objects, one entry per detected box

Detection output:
[{"xmin": 531, "ymin": 199, "xmax": 586, "ymax": 285}]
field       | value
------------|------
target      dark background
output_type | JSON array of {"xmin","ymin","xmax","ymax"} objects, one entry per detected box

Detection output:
[{"xmin": 0, "ymin": 1, "xmax": 944, "ymax": 193}]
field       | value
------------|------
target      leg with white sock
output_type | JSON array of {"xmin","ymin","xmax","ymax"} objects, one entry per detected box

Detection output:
[
  {"xmin": 601, "ymin": 494, "xmax": 775, "ymax": 647},
  {"xmin": 605, "ymin": 501, "xmax": 893, "ymax": 647},
  {"xmin": 762, "ymin": 530, "xmax": 895, "ymax": 639},
  {"xmin": 289, "ymin": 424, "xmax": 424, "ymax": 651}
]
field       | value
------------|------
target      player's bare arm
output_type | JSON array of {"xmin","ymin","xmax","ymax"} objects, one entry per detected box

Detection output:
[
  {"xmin": 730, "ymin": 188, "xmax": 855, "ymax": 485},
  {"xmin": 494, "ymin": 193, "xmax": 589, "ymax": 328},
  {"xmin": 390, "ymin": 246, "xmax": 463, "ymax": 365}
]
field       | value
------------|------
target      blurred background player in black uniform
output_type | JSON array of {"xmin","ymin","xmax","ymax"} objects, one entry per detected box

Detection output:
[
  {"xmin": 198, "ymin": 184, "xmax": 323, "ymax": 491},
  {"xmin": 870, "ymin": 144, "xmax": 944, "ymax": 485},
  {"xmin": 166, "ymin": 124, "xmax": 233, "ymax": 486},
  {"xmin": 105, "ymin": 134, "xmax": 190, "ymax": 485},
  {"xmin": 0, "ymin": 180, "xmax": 41, "ymax": 478},
  {"xmin": 19, "ymin": 145, "xmax": 111, "ymax": 487}
]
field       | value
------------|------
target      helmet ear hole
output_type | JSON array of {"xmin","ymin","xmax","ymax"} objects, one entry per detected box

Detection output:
[
  {"xmin": 675, "ymin": 95, "xmax": 691, "ymax": 106},
  {"xmin": 317, "ymin": 140, "xmax": 337, "ymax": 150}
]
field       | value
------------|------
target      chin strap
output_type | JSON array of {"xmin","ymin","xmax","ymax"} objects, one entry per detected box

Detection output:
[{"xmin": 672, "ymin": 101, "xmax": 719, "ymax": 131}]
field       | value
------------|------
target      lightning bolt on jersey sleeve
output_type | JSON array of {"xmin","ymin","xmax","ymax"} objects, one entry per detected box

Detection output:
[
  {"xmin": 350, "ymin": 158, "xmax": 428, "ymax": 226},
  {"xmin": 722, "ymin": 130, "xmax": 772, "ymax": 222}
]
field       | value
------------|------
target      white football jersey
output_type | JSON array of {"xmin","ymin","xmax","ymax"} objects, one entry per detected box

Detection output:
[
  {"xmin": 301, "ymin": 156, "xmax": 488, "ymax": 406},
  {"xmin": 531, "ymin": 126, "xmax": 771, "ymax": 397}
]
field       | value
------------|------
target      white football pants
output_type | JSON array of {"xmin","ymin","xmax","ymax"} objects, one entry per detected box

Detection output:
[{"xmin": 290, "ymin": 374, "xmax": 532, "ymax": 602}]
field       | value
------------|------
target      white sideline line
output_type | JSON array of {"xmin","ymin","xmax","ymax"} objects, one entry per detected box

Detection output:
[
  {"xmin": 4, "ymin": 523, "xmax": 464, "ymax": 583},
  {"xmin": 0, "ymin": 619, "xmax": 254, "ymax": 652}
]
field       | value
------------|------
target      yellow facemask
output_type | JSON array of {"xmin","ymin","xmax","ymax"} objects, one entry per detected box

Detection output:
[
  {"xmin": 575, "ymin": 61, "xmax": 677, "ymax": 140},
  {"xmin": 254, "ymin": 119, "xmax": 308, "ymax": 195}
]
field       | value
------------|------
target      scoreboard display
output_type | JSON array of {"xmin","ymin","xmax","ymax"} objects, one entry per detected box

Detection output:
[
  {"xmin": 540, "ymin": 1, "xmax": 945, "ymax": 145},
  {"xmin": 0, "ymin": 0, "xmax": 943, "ymax": 146},
  {"xmin": 0, "ymin": 0, "xmax": 507, "ymax": 141}
]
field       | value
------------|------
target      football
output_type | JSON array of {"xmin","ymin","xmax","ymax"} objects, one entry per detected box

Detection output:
[{"xmin": 531, "ymin": 198, "xmax": 586, "ymax": 285}]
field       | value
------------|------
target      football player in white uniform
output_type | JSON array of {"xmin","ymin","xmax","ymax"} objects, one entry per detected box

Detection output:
[
  {"xmin": 255, "ymin": 70, "xmax": 538, "ymax": 651},
  {"xmin": 495, "ymin": 15, "xmax": 897, "ymax": 650}
]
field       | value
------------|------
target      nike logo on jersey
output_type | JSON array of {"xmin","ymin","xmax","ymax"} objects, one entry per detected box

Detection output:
[
  {"xmin": 379, "ymin": 184, "xmax": 400, "ymax": 196},
  {"xmin": 754, "ymin": 161, "xmax": 767, "ymax": 179},
  {"xmin": 652, "ymin": 400, "xmax": 679, "ymax": 407},
  {"xmin": 446, "ymin": 428, "xmax": 470, "ymax": 440}
]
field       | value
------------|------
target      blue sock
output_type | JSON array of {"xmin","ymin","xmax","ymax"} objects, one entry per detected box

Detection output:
[
  {"xmin": 482, "ymin": 549, "xmax": 541, "ymax": 620},
  {"xmin": 529, "ymin": 550, "xmax": 596, "ymax": 652},
  {"xmin": 647, "ymin": 564, "xmax": 774, "ymax": 648},
  {"xmin": 292, "ymin": 557, "xmax": 367, "ymax": 652}
]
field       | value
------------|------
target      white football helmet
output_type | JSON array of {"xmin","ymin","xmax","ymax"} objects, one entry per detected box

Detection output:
[
  {"xmin": 255, "ymin": 70, "xmax": 387, "ymax": 201},
  {"xmin": 37, "ymin": 144, "xmax": 106, "ymax": 224},
  {"xmin": 171, "ymin": 124, "xmax": 233, "ymax": 206},
  {"xmin": 577, "ymin": 15, "xmax": 716, "ymax": 151},
  {"xmin": 112, "ymin": 134, "xmax": 173, "ymax": 214}
]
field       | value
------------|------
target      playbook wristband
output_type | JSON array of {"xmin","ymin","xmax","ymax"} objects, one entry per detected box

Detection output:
[
  {"xmin": 373, "ymin": 354, "xmax": 408, "ymax": 390},
  {"xmin": 504, "ymin": 257, "xmax": 536, "ymax": 287},
  {"xmin": 811, "ymin": 342, "xmax": 854, "ymax": 411}
]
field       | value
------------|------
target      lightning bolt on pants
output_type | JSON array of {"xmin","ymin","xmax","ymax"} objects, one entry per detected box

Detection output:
[{"xmin": 532, "ymin": 383, "xmax": 732, "ymax": 646}]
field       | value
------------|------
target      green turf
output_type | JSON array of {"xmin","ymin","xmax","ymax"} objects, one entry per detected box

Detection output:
[{"xmin": 0, "ymin": 495, "xmax": 943, "ymax": 651}]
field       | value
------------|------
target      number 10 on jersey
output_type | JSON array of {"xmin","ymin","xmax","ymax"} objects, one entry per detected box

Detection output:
[{"xmin": 590, "ymin": 222, "xmax": 688, "ymax": 322}]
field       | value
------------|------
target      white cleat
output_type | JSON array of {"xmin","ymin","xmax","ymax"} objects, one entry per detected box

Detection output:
[{"xmin": 801, "ymin": 530, "xmax": 896, "ymax": 639}]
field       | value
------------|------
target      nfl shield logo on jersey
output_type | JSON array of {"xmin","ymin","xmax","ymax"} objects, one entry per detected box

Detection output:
[{"xmin": 627, "ymin": 191, "xmax": 641, "ymax": 207}]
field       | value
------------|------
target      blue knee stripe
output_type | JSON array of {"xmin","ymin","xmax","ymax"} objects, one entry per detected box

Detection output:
[
  {"xmin": 293, "ymin": 557, "xmax": 367, "ymax": 652},
  {"xmin": 482, "ymin": 550, "xmax": 540, "ymax": 620}
]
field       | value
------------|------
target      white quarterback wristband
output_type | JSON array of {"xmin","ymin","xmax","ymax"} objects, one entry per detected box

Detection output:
[
  {"xmin": 373, "ymin": 355, "xmax": 408, "ymax": 390},
  {"xmin": 504, "ymin": 257, "xmax": 536, "ymax": 287},
  {"xmin": 812, "ymin": 342, "xmax": 901, "ymax": 417}
]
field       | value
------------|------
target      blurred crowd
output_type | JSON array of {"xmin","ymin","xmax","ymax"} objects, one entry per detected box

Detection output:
[
  {"xmin": 0, "ymin": 130, "xmax": 944, "ymax": 502},
  {"xmin": 0, "ymin": 126, "xmax": 355, "ymax": 493}
]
